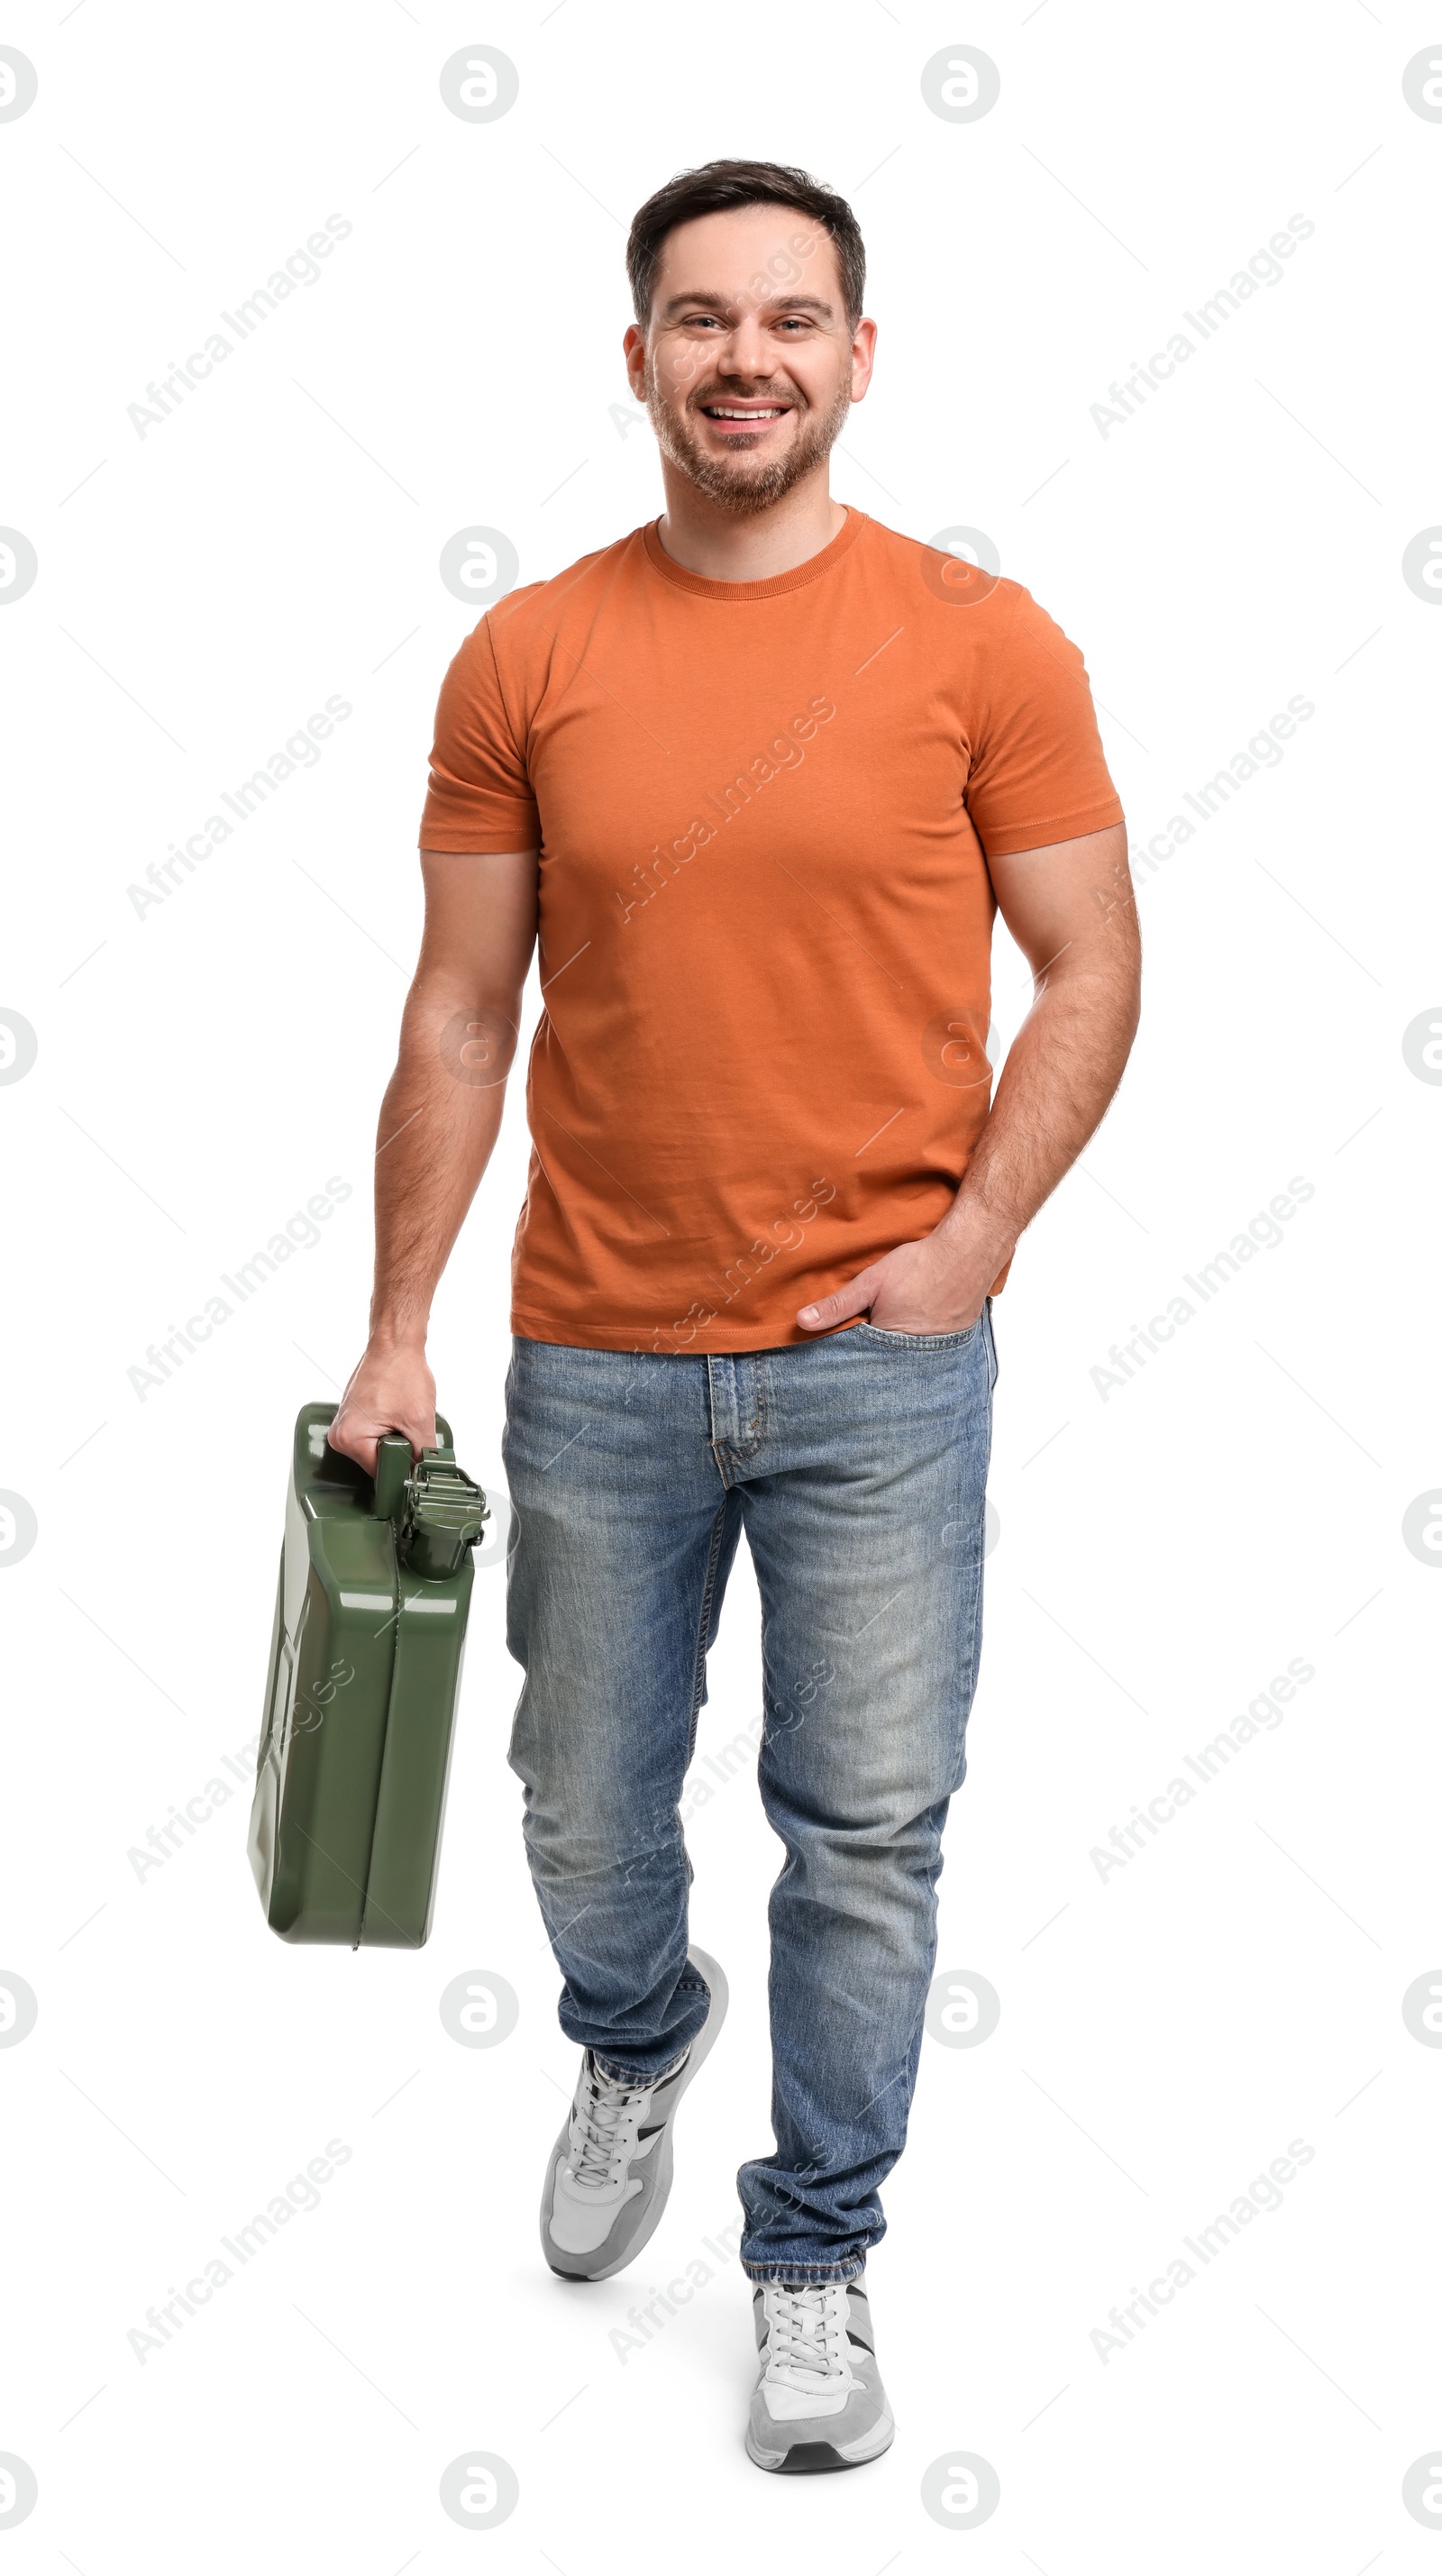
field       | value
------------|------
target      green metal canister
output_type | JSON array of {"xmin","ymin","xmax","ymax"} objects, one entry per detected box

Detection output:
[{"xmin": 248, "ymin": 1403, "xmax": 488, "ymax": 1948}]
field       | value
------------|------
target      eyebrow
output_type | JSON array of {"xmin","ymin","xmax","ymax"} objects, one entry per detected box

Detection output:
[{"xmin": 658, "ymin": 288, "xmax": 837, "ymax": 322}]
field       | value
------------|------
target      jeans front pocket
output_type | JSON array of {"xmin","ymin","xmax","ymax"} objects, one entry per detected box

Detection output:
[{"xmin": 856, "ymin": 1315, "xmax": 984, "ymax": 1351}]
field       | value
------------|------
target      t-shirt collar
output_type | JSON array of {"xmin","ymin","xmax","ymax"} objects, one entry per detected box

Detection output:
[{"xmin": 641, "ymin": 505, "xmax": 867, "ymax": 602}]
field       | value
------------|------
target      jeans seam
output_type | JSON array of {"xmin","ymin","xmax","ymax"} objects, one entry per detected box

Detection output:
[
  {"xmin": 748, "ymin": 1353, "xmax": 766, "ymax": 1451},
  {"xmin": 706, "ymin": 1355, "xmax": 735, "ymax": 1484},
  {"xmin": 708, "ymin": 1357, "xmax": 767, "ymax": 1472},
  {"xmin": 955, "ymin": 1364, "xmax": 993, "ymax": 1744},
  {"xmin": 686, "ymin": 1501, "xmax": 732, "ymax": 1759}
]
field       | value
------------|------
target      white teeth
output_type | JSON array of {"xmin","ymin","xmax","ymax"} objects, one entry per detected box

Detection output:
[{"xmin": 705, "ymin": 406, "xmax": 784, "ymax": 419}]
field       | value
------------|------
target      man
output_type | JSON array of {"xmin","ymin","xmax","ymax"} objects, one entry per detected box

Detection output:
[{"xmin": 331, "ymin": 157, "xmax": 1138, "ymax": 2472}]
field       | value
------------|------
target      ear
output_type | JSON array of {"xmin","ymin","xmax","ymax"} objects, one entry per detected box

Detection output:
[
  {"xmin": 622, "ymin": 322, "xmax": 647, "ymax": 401},
  {"xmin": 848, "ymin": 315, "xmax": 878, "ymax": 404}
]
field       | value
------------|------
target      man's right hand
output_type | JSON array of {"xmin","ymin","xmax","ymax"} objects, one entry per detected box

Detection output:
[{"xmin": 327, "ymin": 1341, "xmax": 438, "ymax": 1475}]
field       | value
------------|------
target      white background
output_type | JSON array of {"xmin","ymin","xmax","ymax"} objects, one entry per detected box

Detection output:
[{"xmin": 2, "ymin": 0, "xmax": 1439, "ymax": 2565}]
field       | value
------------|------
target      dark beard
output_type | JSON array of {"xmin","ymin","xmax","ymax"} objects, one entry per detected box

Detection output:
[{"xmin": 644, "ymin": 370, "xmax": 853, "ymax": 516}]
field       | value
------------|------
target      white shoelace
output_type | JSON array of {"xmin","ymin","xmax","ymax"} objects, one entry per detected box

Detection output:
[
  {"xmin": 764, "ymin": 2282, "xmax": 852, "ymax": 2385},
  {"xmin": 567, "ymin": 2062, "xmax": 652, "ymax": 2188}
]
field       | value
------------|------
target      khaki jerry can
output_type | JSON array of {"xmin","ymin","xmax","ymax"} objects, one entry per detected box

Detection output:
[{"xmin": 248, "ymin": 1402, "xmax": 488, "ymax": 1947}]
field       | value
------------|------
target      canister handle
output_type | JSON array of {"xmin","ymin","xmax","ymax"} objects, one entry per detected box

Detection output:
[{"xmin": 371, "ymin": 1433, "xmax": 414, "ymax": 1522}]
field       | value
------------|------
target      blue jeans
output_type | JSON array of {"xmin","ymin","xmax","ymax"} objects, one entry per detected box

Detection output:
[{"xmin": 501, "ymin": 1306, "xmax": 998, "ymax": 2283}]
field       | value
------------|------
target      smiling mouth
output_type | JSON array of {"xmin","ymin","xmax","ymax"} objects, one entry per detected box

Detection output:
[{"xmin": 698, "ymin": 402, "xmax": 792, "ymax": 426}]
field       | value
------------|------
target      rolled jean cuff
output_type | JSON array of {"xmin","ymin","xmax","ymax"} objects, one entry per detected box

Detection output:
[
  {"xmin": 591, "ymin": 2039, "xmax": 691, "ymax": 2087},
  {"xmin": 742, "ymin": 2260, "xmax": 867, "ymax": 2285}
]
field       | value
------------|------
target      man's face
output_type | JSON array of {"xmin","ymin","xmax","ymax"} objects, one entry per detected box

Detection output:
[{"xmin": 624, "ymin": 205, "xmax": 875, "ymax": 514}]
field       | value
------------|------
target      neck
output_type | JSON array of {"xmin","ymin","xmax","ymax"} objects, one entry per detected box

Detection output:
[{"xmin": 654, "ymin": 458, "xmax": 846, "ymax": 582}]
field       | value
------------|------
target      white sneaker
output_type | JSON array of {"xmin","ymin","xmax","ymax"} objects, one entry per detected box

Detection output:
[
  {"xmin": 746, "ymin": 2272, "xmax": 895, "ymax": 2472},
  {"xmin": 540, "ymin": 1946, "xmax": 727, "ymax": 2282}
]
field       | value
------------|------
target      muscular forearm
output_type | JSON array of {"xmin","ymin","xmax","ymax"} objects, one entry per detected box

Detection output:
[
  {"xmin": 938, "ymin": 957, "xmax": 1142, "ymax": 1271},
  {"xmin": 369, "ymin": 981, "xmax": 515, "ymax": 1348}
]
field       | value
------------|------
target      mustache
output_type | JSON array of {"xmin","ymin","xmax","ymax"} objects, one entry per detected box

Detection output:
[{"xmin": 685, "ymin": 382, "xmax": 805, "ymax": 410}]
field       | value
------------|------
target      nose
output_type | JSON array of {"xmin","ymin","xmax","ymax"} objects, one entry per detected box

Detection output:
[{"xmin": 718, "ymin": 309, "xmax": 773, "ymax": 379}]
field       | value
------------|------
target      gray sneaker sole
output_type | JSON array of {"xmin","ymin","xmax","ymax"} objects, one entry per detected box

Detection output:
[
  {"xmin": 745, "ymin": 2404, "xmax": 896, "ymax": 2473},
  {"xmin": 541, "ymin": 1944, "xmax": 729, "ymax": 2284}
]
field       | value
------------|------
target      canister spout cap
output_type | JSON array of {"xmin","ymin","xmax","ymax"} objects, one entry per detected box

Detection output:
[{"xmin": 370, "ymin": 1430, "xmax": 488, "ymax": 1577}]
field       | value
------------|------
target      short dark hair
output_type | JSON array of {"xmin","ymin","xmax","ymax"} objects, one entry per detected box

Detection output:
[{"xmin": 626, "ymin": 158, "xmax": 865, "ymax": 331}]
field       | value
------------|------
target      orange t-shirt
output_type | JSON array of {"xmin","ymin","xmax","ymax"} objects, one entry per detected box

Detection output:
[{"xmin": 419, "ymin": 507, "xmax": 1122, "ymax": 1353}]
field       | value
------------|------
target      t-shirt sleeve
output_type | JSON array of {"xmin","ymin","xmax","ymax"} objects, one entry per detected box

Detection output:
[
  {"xmin": 418, "ymin": 617, "xmax": 542, "ymax": 852},
  {"xmin": 963, "ymin": 584, "xmax": 1125, "ymax": 858}
]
